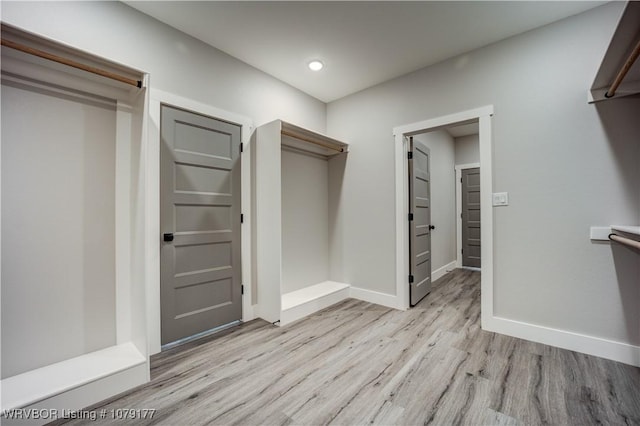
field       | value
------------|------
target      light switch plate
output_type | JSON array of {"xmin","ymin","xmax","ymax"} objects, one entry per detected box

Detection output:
[{"xmin": 492, "ymin": 192, "xmax": 509, "ymax": 206}]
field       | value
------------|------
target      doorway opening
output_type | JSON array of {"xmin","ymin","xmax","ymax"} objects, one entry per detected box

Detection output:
[
  {"xmin": 393, "ymin": 106, "xmax": 494, "ymax": 329},
  {"xmin": 407, "ymin": 123, "xmax": 480, "ymax": 305}
]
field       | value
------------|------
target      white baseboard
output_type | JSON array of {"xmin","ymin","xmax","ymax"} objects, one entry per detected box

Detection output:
[
  {"xmin": 349, "ymin": 287, "xmax": 405, "ymax": 310},
  {"xmin": 432, "ymin": 261, "xmax": 457, "ymax": 282},
  {"xmin": 280, "ymin": 282, "xmax": 350, "ymax": 326},
  {"xmin": 1, "ymin": 362, "xmax": 148, "ymax": 425},
  {"xmin": 248, "ymin": 304, "xmax": 260, "ymax": 322},
  {"xmin": 485, "ymin": 316, "xmax": 640, "ymax": 367},
  {"xmin": 242, "ymin": 303, "xmax": 256, "ymax": 322}
]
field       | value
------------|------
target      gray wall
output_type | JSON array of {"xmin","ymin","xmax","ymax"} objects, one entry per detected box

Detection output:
[
  {"xmin": 1, "ymin": 83, "xmax": 117, "ymax": 378},
  {"xmin": 1, "ymin": 0, "xmax": 327, "ymax": 371},
  {"xmin": 281, "ymin": 145, "xmax": 329, "ymax": 293},
  {"xmin": 1, "ymin": 1, "xmax": 326, "ymax": 133},
  {"xmin": 455, "ymin": 134, "xmax": 480, "ymax": 165},
  {"xmin": 3, "ymin": 1, "xmax": 638, "ymax": 350},
  {"xmin": 327, "ymin": 3, "xmax": 640, "ymax": 345},
  {"xmin": 414, "ymin": 131, "xmax": 456, "ymax": 274}
]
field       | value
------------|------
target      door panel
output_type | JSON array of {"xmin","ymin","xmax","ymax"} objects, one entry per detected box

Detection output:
[
  {"xmin": 462, "ymin": 167, "xmax": 481, "ymax": 268},
  {"xmin": 160, "ymin": 105, "xmax": 241, "ymax": 345},
  {"xmin": 409, "ymin": 137, "xmax": 432, "ymax": 306}
]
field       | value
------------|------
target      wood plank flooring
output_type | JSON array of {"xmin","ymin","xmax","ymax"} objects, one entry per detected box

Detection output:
[{"xmin": 55, "ymin": 269, "xmax": 640, "ymax": 425}]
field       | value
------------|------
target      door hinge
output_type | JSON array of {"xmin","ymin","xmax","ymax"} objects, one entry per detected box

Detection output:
[
  {"xmin": 461, "ymin": 248, "xmax": 464, "ymax": 254},
  {"xmin": 409, "ymin": 274, "xmax": 414, "ymax": 283},
  {"xmin": 461, "ymin": 177, "xmax": 463, "ymax": 183},
  {"xmin": 408, "ymin": 213, "xmax": 414, "ymax": 221},
  {"xmin": 241, "ymin": 285, "xmax": 244, "ymax": 295},
  {"xmin": 240, "ymin": 213, "xmax": 244, "ymax": 223},
  {"xmin": 408, "ymin": 151, "xmax": 413, "ymax": 160},
  {"xmin": 240, "ymin": 142, "xmax": 244, "ymax": 153}
]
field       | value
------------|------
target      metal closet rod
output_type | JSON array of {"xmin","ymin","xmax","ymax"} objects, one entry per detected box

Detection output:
[
  {"xmin": 281, "ymin": 130, "xmax": 344, "ymax": 153},
  {"xmin": 608, "ymin": 233, "xmax": 640, "ymax": 250},
  {"xmin": 605, "ymin": 38, "xmax": 640, "ymax": 98},
  {"xmin": 1, "ymin": 39, "xmax": 142, "ymax": 88}
]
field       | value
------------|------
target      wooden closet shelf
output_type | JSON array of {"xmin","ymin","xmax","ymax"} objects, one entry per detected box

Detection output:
[{"xmin": 281, "ymin": 121, "xmax": 348, "ymax": 158}]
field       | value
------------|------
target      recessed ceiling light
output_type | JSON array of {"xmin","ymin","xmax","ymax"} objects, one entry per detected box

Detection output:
[{"xmin": 308, "ymin": 60, "xmax": 324, "ymax": 71}]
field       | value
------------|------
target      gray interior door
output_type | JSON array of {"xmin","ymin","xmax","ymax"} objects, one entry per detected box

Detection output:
[
  {"xmin": 409, "ymin": 137, "xmax": 432, "ymax": 306},
  {"xmin": 462, "ymin": 167, "xmax": 481, "ymax": 268},
  {"xmin": 160, "ymin": 105, "xmax": 242, "ymax": 345}
]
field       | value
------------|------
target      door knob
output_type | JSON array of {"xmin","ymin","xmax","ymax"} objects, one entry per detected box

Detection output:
[
  {"xmin": 163, "ymin": 233, "xmax": 174, "ymax": 242},
  {"xmin": 429, "ymin": 225, "xmax": 435, "ymax": 230}
]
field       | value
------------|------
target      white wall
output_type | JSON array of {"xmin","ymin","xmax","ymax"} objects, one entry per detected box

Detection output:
[
  {"xmin": 414, "ymin": 131, "xmax": 456, "ymax": 274},
  {"xmin": 455, "ymin": 134, "xmax": 480, "ymax": 165},
  {"xmin": 281, "ymin": 145, "xmax": 329, "ymax": 293},
  {"xmin": 1, "ymin": 82, "xmax": 117, "ymax": 378},
  {"xmin": 327, "ymin": 3, "xmax": 640, "ymax": 348},
  {"xmin": 1, "ymin": 1, "xmax": 326, "ymax": 133}
]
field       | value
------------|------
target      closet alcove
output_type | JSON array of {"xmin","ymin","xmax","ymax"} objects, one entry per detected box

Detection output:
[
  {"xmin": 589, "ymin": 1, "xmax": 640, "ymax": 103},
  {"xmin": 587, "ymin": 2, "xmax": 640, "ymax": 250},
  {"xmin": 1, "ymin": 24, "xmax": 149, "ymax": 416},
  {"xmin": 251, "ymin": 120, "xmax": 350, "ymax": 325}
]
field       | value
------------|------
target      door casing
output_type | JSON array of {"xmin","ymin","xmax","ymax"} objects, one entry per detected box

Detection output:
[
  {"xmin": 147, "ymin": 89, "xmax": 253, "ymax": 355},
  {"xmin": 392, "ymin": 106, "xmax": 493, "ymax": 330}
]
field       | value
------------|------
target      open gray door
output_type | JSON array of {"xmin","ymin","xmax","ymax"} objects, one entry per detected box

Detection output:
[
  {"xmin": 409, "ymin": 137, "xmax": 432, "ymax": 306},
  {"xmin": 462, "ymin": 167, "xmax": 481, "ymax": 268},
  {"xmin": 160, "ymin": 105, "xmax": 242, "ymax": 345}
]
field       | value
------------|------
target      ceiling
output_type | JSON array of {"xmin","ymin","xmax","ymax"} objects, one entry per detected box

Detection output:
[
  {"xmin": 125, "ymin": 1, "xmax": 607, "ymax": 103},
  {"xmin": 447, "ymin": 122, "xmax": 479, "ymax": 138}
]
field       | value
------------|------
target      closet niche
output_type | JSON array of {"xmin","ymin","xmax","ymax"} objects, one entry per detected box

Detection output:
[
  {"xmin": 1, "ymin": 24, "xmax": 148, "ymax": 416},
  {"xmin": 252, "ymin": 120, "xmax": 349, "ymax": 325}
]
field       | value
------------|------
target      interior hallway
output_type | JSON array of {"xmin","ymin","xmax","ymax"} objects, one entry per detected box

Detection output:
[{"xmin": 55, "ymin": 269, "xmax": 640, "ymax": 425}]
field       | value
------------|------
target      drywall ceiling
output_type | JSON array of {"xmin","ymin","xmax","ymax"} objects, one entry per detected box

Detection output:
[
  {"xmin": 124, "ymin": 1, "xmax": 607, "ymax": 102},
  {"xmin": 447, "ymin": 123, "xmax": 479, "ymax": 138}
]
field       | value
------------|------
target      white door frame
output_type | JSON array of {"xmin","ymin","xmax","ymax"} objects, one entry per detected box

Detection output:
[
  {"xmin": 455, "ymin": 162, "xmax": 480, "ymax": 268},
  {"xmin": 147, "ymin": 89, "xmax": 254, "ymax": 355},
  {"xmin": 393, "ymin": 105, "xmax": 493, "ymax": 329}
]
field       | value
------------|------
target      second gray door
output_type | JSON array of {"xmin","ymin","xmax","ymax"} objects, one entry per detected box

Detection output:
[
  {"xmin": 462, "ymin": 167, "xmax": 481, "ymax": 268},
  {"xmin": 409, "ymin": 137, "xmax": 432, "ymax": 306},
  {"xmin": 160, "ymin": 105, "xmax": 242, "ymax": 345}
]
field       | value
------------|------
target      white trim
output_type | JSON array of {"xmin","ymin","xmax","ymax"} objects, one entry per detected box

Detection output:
[
  {"xmin": 486, "ymin": 316, "xmax": 640, "ymax": 367},
  {"xmin": 147, "ymin": 89, "xmax": 253, "ymax": 355},
  {"xmin": 0, "ymin": 343, "xmax": 145, "ymax": 412},
  {"xmin": 432, "ymin": 260, "xmax": 457, "ymax": 282},
  {"xmin": 455, "ymin": 162, "xmax": 480, "ymax": 268},
  {"xmin": 394, "ymin": 105, "xmax": 494, "ymax": 137},
  {"xmin": 2, "ymin": 364, "xmax": 148, "ymax": 426},
  {"xmin": 478, "ymin": 114, "xmax": 493, "ymax": 330},
  {"xmin": 280, "ymin": 282, "xmax": 350, "ymax": 326},
  {"xmin": 392, "ymin": 106, "xmax": 494, "ymax": 314},
  {"xmin": 349, "ymin": 287, "xmax": 405, "ymax": 310}
]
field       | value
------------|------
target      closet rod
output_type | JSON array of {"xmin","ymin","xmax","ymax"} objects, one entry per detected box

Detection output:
[
  {"xmin": 281, "ymin": 130, "xmax": 344, "ymax": 153},
  {"xmin": 609, "ymin": 233, "xmax": 640, "ymax": 250},
  {"xmin": 1, "ymin": 39, "xmax": 142, "ymax": 88},
  {"xmin": 605, "ymin": 38, "xmax": 640, "ymax": 98}
]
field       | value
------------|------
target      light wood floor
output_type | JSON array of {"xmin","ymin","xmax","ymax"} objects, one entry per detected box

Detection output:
[{"xmin": 57, "ymin": 269, "xmax": 640, "ymax": 425}]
